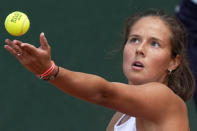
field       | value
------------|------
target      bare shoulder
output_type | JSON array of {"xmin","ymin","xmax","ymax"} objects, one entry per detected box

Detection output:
[
  {"xmin": 112, "ymin": 81, "xmax": 185, "ymax": 104},
  {"xmin": 105, "ymin": 82, "xmax": 189, "ymax": 130},
  {"xmin": 138, "ymin": 82, "xmax": 188, "ymax": 125},
  {"xmin": 145, "ymin": 82, "xmax": 187, "ymax": 108},
  {"xmin": 106, "ymin": 82, "xmax": 187, "ymax": 121}
]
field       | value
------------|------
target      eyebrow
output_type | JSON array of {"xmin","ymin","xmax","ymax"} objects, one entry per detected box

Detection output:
[
  {"xmin": 151, "ymin": 37, "xmax": 163, "ymax": 43},
  {"xmin": 128, "ymin": 34, "xmax": 139, "ymax": 38}
]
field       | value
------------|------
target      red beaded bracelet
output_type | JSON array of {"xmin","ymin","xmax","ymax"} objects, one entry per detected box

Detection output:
[
  {"xmin": 37, "ymin": 61, "xmax": 55, "ymax": 79},
  {"xmin": 44, "ymin": 66, "xmax": 59, "ymax": 81}
]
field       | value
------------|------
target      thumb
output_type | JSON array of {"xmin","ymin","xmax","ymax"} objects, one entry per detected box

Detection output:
[{"xmin": 40, "ymin": 32, "xmax": 50, "ymax": 50}]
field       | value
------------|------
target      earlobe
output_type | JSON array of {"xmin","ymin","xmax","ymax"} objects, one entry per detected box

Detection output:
[{"xmin": 168, "ymin": 55, "xmax": 181, "ymax": 71}]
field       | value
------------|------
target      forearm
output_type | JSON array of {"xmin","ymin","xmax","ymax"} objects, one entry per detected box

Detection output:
[
  {"xmin": 4, "ymin": 34, "xmax": 112, "ymax": 106},
  {"xmin": 48, "ymin": 66, "xmax": 110, "ymax": 104}
]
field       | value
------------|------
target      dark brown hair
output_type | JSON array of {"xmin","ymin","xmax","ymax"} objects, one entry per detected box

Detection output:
[{"xmin": 122, "ymin": 9, "xmax": 195, "ymax": 101}]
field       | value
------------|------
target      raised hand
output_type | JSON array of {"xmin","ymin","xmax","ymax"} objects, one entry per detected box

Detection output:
[{"xmin": 4, "ymin": 32, "xmax": 52, "ymax": 75}]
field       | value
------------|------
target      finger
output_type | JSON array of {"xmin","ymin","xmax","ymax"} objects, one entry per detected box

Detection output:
[
  {"xmin": 14, "ymin": 40, "xmax": 23, "ymax": 47},
  {"xmin": 20, "ymin": 43, "xmax": 39, "ymax": 55},
  {"xmin": 4, "ymin": 44, "xmax": 22, "ymax": 58},
  {"xmin": 5, "ymin": 39, "xmax": 22, "ymax": 47},
  {"xmin": 40, "ymin": 32, "xmax": 50, "ymax": 50},
  {"xmin": 5, "ymin": 39, "xmax": 13, "ymax": 46},
  {"xmin": 5, "ymin": 39, "xmax": 23, "ymax": 55},
  {"xmin": 12, "ymin": 40, "xmax": 23, "ymax": 53}
]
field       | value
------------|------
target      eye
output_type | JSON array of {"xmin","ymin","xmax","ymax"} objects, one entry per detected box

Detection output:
[
  {"xmin": 151, "ymin": 41, "xmax": 160, "ymax": 47},
  {"xmin": 129, "ymin": 37, "xmax": 140, "ymax": 44}
]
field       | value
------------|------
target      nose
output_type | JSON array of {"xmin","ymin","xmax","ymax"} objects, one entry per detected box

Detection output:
[{"xmin": 136, "ymin": 42, "xmax": 146, "ymax": 57}]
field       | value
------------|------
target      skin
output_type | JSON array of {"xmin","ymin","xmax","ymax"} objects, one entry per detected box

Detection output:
[
  {"xmin": 4, "ymin": 16, "xmax": 189, "ymax": 131},
  {"xmin": 123, "ymin": 16, "xmax": 180, "ymax": 85}
]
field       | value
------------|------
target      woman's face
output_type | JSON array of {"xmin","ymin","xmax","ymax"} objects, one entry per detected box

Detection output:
[{"xmin": 123, "ymin": 16, "xmax": 179, "ymax": 85}]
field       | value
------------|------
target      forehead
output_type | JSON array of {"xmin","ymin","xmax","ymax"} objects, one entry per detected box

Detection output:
[{"xmin": 129, "ymin": 16, "xmax": 172, "ymax": 42}]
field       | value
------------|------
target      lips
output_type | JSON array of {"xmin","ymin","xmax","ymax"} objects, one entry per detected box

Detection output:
[{"xmin": 132, "ymin": 61, "xmax": 144, "ymax": 70}]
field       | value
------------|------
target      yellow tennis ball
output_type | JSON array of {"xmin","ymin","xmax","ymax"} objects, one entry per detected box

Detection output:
[{"xmin": 5, "ymin": 11, "xmax": 30, "ymax": 36}]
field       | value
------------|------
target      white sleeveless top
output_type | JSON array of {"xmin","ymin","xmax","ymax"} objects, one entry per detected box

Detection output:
[{"xmin": 114, "ymin": 114, "xmax": 137, "ymax": 131}]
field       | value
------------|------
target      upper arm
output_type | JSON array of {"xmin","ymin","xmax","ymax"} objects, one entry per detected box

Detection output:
[
  {"xmin": 100, "ymin": 82, "xmax": 177, "ymax": 121},
  {"xmin": 50, "ymin": 68, "xmax": 180, "ymax": 121}
]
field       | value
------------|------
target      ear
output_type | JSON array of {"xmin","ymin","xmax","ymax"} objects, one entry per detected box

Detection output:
[{"xmin": 168, "ymin": 55, "xmax": 180, "ymax": 71}]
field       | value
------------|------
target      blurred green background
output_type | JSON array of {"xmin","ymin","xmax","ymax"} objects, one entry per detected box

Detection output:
[{"xmin": 0, "ymin": 0, "xmax": 196, "ymax": 130}]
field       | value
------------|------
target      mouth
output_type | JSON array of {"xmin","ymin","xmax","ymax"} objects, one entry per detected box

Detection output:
[{"xmin": 132, "ymin": 61, "xmax": 144, "ymax": 70}]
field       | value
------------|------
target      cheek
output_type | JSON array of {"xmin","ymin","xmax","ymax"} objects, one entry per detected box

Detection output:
[
  {"xmin": 123, "ymin": 44, "xmax": 135, "ymax": 61},
  {"xmin": 148, "ymin": 52, "xmax": 171, "ymax": 71},
  {"xmin": 123, "ymin": 44, "xmax": 134, "ymax": 72}
]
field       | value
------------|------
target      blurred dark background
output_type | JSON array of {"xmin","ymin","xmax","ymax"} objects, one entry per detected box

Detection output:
[{"xmin": 0, "ymin": 0, "xmax": 196, "ymax": 130}]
